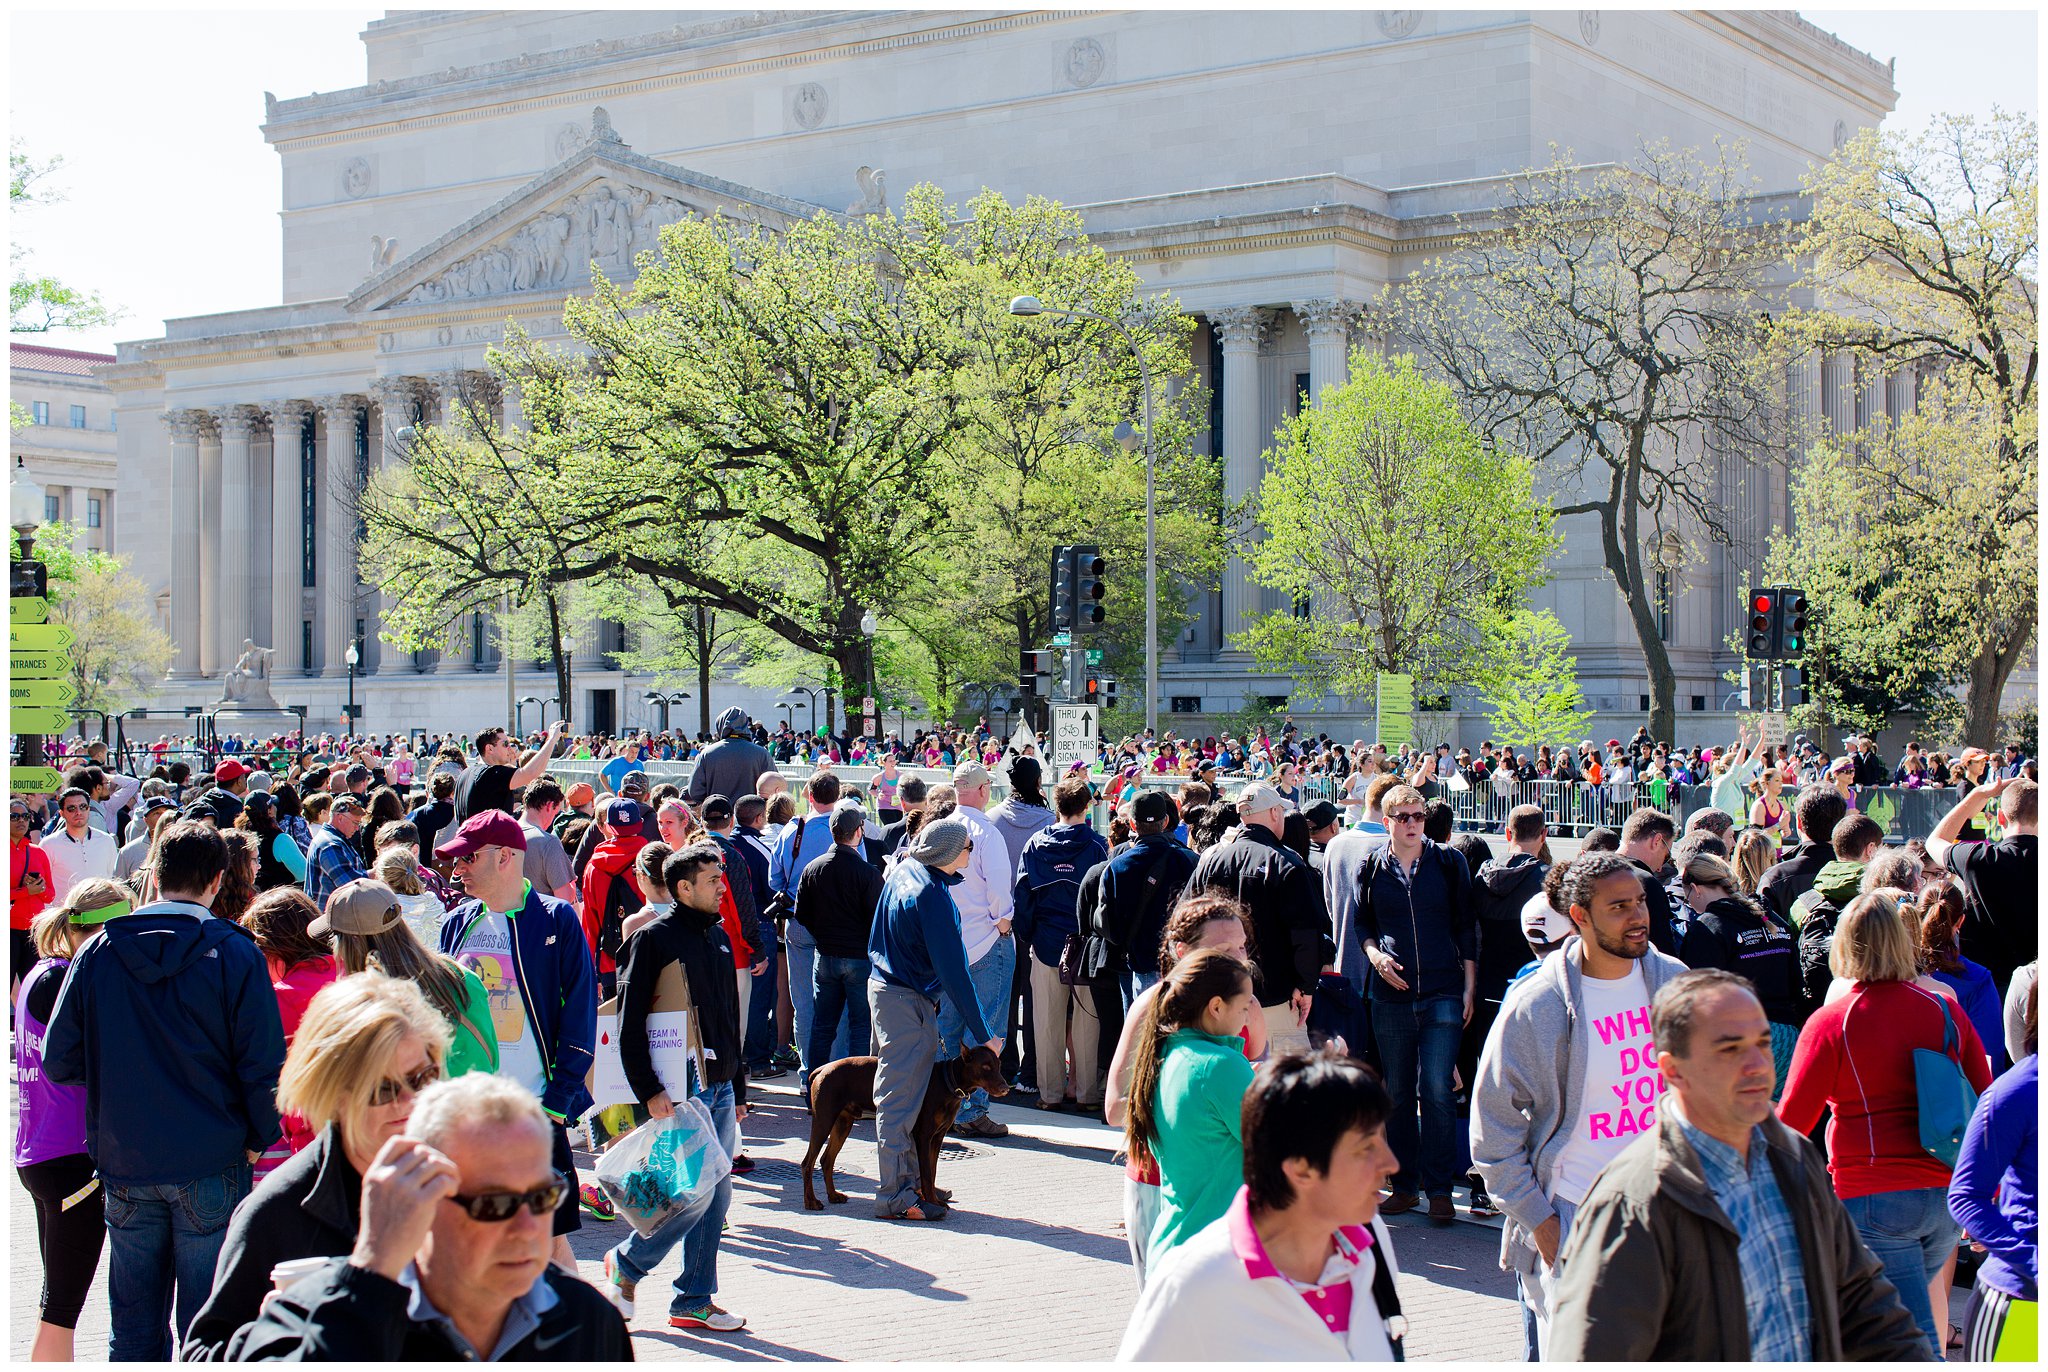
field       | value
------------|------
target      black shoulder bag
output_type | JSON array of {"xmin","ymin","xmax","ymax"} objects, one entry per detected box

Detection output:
[{"xmin": 1063, "ymin": 848, "xmax": 1177, "ymax": 986}]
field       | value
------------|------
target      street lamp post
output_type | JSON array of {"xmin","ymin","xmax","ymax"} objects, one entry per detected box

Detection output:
[
  {"xmin": 1008, "ymin": 295, "xmax": 1158, "ymax": 737},
  {"xmin": 344, "ymin": 641, "xmax": 360, "ymax": 739},
  {"xmin": 859, "ymin": 608, "xmax": 879, "ymax": 739},
  {"xmin": 641, "ymin": 689, "xmax": 690, "ymax": 733}
]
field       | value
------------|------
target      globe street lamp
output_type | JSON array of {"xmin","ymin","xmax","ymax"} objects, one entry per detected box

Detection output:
[
  {"xmin": 859, "ymin": 607, "xmax": 880, "ymax": 738},
  {"xmin": 344, "ymin": 641, "xmax": 360, "ymax": 739},
  {"xmin": 1009, "ymin": 294, "xmax": 1158, "ymax": 736},
  {"xmin": 642, "ymin": 689, "xmax": 690, "ymax": 733},
  {"xmin": 12, "ymin": 454, "xmax": 46, "ymax": 561}
]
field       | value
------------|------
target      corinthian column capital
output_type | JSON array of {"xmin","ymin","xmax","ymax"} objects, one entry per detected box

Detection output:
[
  {"xmin": 267, "ymin": 398, "xmax": 317, "ymax": 430},
  {"xmin": 1293, "ymin": 298, "xmax": 1360, "ymax": 343},
  {"xmin": 162, "ymin": 408, "xmax": 211, "ymax": 442},
  {"xmin": 208, "ymin": 403, "xmax": 268, "ymax": 440},
  {"xmin": 1211, "ymin": 305, "xmax": 1273, "ymax": 351}
]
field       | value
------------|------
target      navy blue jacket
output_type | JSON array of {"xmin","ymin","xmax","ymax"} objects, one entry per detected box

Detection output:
[
  {"xmin": 439, "ymin": 884, "xmax": 597, "ymax": 1123},
  {"xmin": 45, "ymin": 901, "xmax": 286, "ymax": 1186},
  {"xmin": 1355, "ymin": 840, "xmax": 1478, "ymax": 1004},
  {"xmin": 869, "ymin": 860, "xmax": 993, "ymax": 1043},
  {"xmin": 1095, "ymin": 833, "xmax": 1200, "ymax": 978},
  {"xmin": 1012, "ymin": 821, "xmax": 1111, "ymax": 967}
]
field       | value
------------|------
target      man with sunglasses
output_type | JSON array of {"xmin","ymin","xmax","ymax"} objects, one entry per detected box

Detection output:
[
  {"xmin": 436, "ymin": 812, "xmax": 597, "ymax": 1274},
  {"xmin": 1355, "ymin": 783, "xmax": 1478, "ymax": 1226},
  {"xmin": 40, "ymin": 786, "xmax": 118, "ymax": 907},
  {"xmin": 227, "ymin": 1073, "xmax": 629, "ymax": 1361}
]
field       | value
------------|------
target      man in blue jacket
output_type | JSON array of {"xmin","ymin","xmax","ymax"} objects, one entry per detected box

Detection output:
[
  {"xmin": 436, "ymin": 810, "xmax": 597, "ymax": 1271},
  {"xmin": 867, "ymin": 817, "xmax": 1001, "ymax": 1221},
  {"xmin": 1013, "ymin": 776, "xmax": 1111, "ymax": 1110},
  {"xmin": 45, "ymin": 821, "xmax": 286, "ymax": 1360}
]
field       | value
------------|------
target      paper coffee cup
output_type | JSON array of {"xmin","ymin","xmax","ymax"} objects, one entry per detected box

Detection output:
[{"xmin": 270, "ymin": 1257, "xmax": 328, "ymax": 1292}]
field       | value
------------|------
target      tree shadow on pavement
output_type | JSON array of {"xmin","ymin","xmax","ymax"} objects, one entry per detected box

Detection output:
[{"xmin": 716, "ymin": 1222, "xmax": 968, "ymax": 1298}]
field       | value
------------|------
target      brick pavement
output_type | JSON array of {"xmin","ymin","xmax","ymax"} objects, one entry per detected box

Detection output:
[{"xmin": 11, "ymin": 1076, "xmax": 1523, "ymax": 1362}]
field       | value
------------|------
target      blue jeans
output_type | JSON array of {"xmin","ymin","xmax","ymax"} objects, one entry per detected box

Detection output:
[
  {"xmin": 938, "ymin": 934, "xmax": 1014, "ymax": 1123},
  {"xmin": 1370, "ymin": 993, "xmax": 1463, "ymax": 1197},
  {"xmin": 744, "ymin": 946, "xmax": 779, "ymax": 1068},
  {"xmin": 785, "ymin": 925, "xmax": 848, "ymax": 1094},
  {"xmin": 104, "ymin": 1162, "xmax": 251, "ymax": 1361},
  {"xmin": 608, "ymin": 1078, "xmax": 738, "ymax": 1315},
  {"xmin": 1121, "ymin": 968, "xmax": 1160, "ymax": 1016},
  {"xmin": 1842, "ymin": 1185, "xmax": 1957, "ymax": 1359},
  {"xmin": 809, "ymin": 954, "xmax": 873, "ymax": 1077}
]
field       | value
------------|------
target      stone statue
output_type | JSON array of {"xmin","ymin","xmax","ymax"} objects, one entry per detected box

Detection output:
[
  {"xmin": 848, "ymin": 166, "xmax": 887, "ymax": 216},
  {"xmin": 219, "ymin": 639, "xmax": 281, "ymax": 707}
]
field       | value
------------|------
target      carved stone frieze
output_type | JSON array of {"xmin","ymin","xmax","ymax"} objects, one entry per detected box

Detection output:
[{"xmin": 399, "ymin": 181, "xmax": 686, "ymax": 306}]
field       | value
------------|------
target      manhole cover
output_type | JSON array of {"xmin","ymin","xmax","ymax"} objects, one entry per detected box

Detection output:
[{"xmin": 939, "ymin": 1140, "xmax": 995, "ymax": 1162}]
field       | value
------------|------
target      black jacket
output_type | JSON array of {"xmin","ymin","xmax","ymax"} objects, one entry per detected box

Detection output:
[
  {"xmin": 183, "ymin": 1127, "xmax": 360, "ymax": 1361},
  {"xmin": 1676, "ymin": 894, "xmax": 1803, "ymax": 1025},
  {"xmin": 1472, "ymin": 852, "xmax": 1546, "ymax": 1002},
  {"xmin": 225, "ymin": 1258, "xmax": 632, "ymax": 1361},
  {"xmin": 44, "ymin": 902, "xmax": 285, "ymax": 1187},
  {"xmin": 616, "ymin": 901, "xmax": 741, "ymax": 1098},
  {"xmin": 1756, "ymin": 845, "xmax": 1833, "ymax": 926},
  {"xmin": 710, "ymin": 830, "xmax": 772, "ymax": 962},
  {"xmin": 1186, "ymin": 824, "xmax": 1330, "ymax": 1005},
  {"xmin": 1356, "ymin": 840, "xmax": 1478, "ymax": 1004},
  {"xmin": 1093, "ymin": 833, "xmax": 1200, "ymax": 979},
  {"xmin": 793, "ymin": 844, "xmax": 885, "ymax": 960},
  {"xmin": 1626, "ymin": 858, "xmax": 1680, "ymax": 957}
]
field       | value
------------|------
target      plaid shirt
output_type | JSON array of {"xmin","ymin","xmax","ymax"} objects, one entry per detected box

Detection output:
[
  {"xmin": 305, "ymin": 828, "xmax": 369, "ymax": 911},
  {"xmin": 1678, "ymin": 1116, "xmax": 1812, "ymax": 1361}
]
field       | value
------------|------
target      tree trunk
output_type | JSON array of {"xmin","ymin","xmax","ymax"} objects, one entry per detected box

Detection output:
[
  {"xmin": 694, "ymin": 606, "xmax": 713, "ymax": 740},
  {"xmin": 1960, "ymin": 628, "xmax": 2030, "ymax": 748},
  {"xmin": 1601, "ymin": 437, "xmax": 1679, "ymax": 745},
  {"xmin": 541, "ymin": 591, "xmax": 573, "ymax": 726}
]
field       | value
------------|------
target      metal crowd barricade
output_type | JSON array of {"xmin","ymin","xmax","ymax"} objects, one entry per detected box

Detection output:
[{"xmin": 1422, "ymin": 776, "xmax": 1682, "ymax": 838}]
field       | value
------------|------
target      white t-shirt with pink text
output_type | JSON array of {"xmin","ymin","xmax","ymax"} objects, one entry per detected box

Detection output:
[{"xmin": 1550, "ymin": 962, "xmax": 1665, "ymax": 1206}]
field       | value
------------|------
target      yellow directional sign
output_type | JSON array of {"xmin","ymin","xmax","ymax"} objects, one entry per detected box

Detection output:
[
  {"xmin": 10, "ymin": 595, "xmax": 50, "ymax": 625},
  {"xmin": 10, "ymin": 623, "xmax": 75, "ymax": 653},
  {"xmin": 7, "ymin": 705, "xmax": 70, "ymax": 733},
  {"xmin": 9, "ymin": 677, "xmax": 77, "ymax": 708},
  {"xmin": 11, "ymin": 649, "xmax": 70, "ymax": 679},
  {"xmin": 8, "ymin": 766, "xmax": 64, "ymax": 794}
]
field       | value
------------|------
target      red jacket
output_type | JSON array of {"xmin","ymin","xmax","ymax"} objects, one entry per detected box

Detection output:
[
  {"xmin": 11, "ymin": 839, "xmax": 53, "ymax": 931},
  {"xmin": 719, "ymin": 873, "xmax": 752, "ymax": 969},
  {"xmin": 580, "ymin": 833, "xmax": 649, "ymax": 973},
  {"xmin": 1779, "ymin": 977, "xmax": 1995, "ymax": 1199}
]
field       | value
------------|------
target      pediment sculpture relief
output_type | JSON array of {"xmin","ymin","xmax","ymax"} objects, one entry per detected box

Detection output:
[{"xmin": 401, "ymin": 183, "xmax": 690, "ymax": 305}]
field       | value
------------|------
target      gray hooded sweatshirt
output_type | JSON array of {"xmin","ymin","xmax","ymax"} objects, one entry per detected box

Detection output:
[{"xmin": 1468, "ymin": 936, "xmax": 1690, "ymax": 1276}]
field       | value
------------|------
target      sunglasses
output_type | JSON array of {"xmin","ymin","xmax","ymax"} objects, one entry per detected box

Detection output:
[
  {"xmin": 449, "ymin": 846, "xmax": 499, "ymax": 868},
  {"xmin": 9, "ymin": 810, "xmax": 30, "ymax": 822},
  {"xmin": 445, "ymin": 1172, "xmax": 571, "ymax": 1223},
  {"xmin": 1386, "ymin": 811, "xmax": 1426, "ymax": 824},
  {"xmin": 368, "ymin": 1062, "xmax": 442, "ymax": 1106}
]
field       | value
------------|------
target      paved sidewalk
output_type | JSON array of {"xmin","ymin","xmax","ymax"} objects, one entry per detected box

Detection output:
[{"xmin": 10, "ymin": 1077, "xmax": 1523, "ymax": 1361}]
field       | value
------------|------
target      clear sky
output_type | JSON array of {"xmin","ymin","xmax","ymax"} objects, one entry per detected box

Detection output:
[{"xmin": 8, "ymin": 4, "xmax": 2039, "ymax": 358}]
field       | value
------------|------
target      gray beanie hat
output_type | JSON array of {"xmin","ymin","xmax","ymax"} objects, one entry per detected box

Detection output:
[{"xmin": 904, "ymin": 816, "xmax": 971, "ymax": 868}]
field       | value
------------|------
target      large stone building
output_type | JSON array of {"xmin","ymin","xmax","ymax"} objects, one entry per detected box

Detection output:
[
  {"xmin": 12, "ymin": 344, "xmax": 121, "ymax": 557},
  {"xmin": 101, "ymin": 8, "xmax": 1908, "ymax": 740}
]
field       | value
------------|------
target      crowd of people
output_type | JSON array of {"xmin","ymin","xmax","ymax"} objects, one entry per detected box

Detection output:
[{"xmin": 7, "ymin": 708, "xmax": 2037, "ymax": 1362}]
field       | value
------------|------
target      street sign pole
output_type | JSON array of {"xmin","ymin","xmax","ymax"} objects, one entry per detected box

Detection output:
[{"xmin": 10, "ymin": 561, "xmax": 54, "ymax": 776}]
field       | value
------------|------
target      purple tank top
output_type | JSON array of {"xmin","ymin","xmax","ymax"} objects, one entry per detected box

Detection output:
[{"xmin": 14, "ymin": 959, "xmax": 89, "ymax": 1166}]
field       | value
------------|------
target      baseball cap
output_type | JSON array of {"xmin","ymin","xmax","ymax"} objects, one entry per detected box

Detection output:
[
  {"xmin": 309, "ymin": 878, "xmax": 406, "ymax": 939},
  {"xmin": 1130, "ymin": 790, "xmax": 1174, "ymax": 826},
  {"xmin": 140, "ymin": 795, "xmax": 179, "ymax": 817},
  {"xmin": 1605, "ymin": 739, "xmax": 1621, "ymax": 750},
  {"xmin": 701, "ymin": 794, "xmax": 734, "ymax": 824},
  {"xmin": 344, "ymin": 765, "xmax": 372, "ymax": 786},
  {"xmin": 214, "ymin": 759, "xmax": 249, "ymax": 785},
  {"xmin": 1522, "ymin": 891, "xmax": 1573, "ymax": 946},
  {"xmin": 565, "ymin": 782, "xmax": 596, "ymax": 807},
  {"xmin": 619, "ymin": 770, "xmax": 650, "ymax": 796},
  {"xmin": 434, "ymin": 810, "xmax": 528, "ymax": 859},
  {"xmin": 603, "ymin": 797, "xmax": 645, "ymax": 828},
  {"xmin": 1302, "ymin": 800, "xmax": 1340, "ymax": 830},
  {"xmin": 951, "ymin": 761, "xmax": 992, "ymax": 789},
  {"xmin": 1236, "ymin": 782, "xmax": 1286, "ymax": 816}
]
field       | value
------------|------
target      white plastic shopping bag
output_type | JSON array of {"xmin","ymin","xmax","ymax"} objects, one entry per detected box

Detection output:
[{"xmin": 593, "ymin": 1098, "xmax": 731, "ymax": 1237}]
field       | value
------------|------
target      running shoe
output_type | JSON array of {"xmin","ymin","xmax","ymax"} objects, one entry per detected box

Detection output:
[
  {"xmin": 730, "ymin": 1153, "xmax": 756, "ymax": 1174},
  {"xmin": 579, "ymin": 1181, "xmax": 618, "ymax": 1221},
  {"xmin": 669, "ymin": 1303, "xmax": 746, "ymax": 1332},
  {"xmin": 1468, "ymin": 1184, "xmax": 1497, "ymax": 1218},
  {"xmin": 602, "ymin": 1251, "xmax": 636, "ymax": 1321}
]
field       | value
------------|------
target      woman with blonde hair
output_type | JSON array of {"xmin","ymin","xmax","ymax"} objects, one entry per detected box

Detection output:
[
  {"xmin": 1780, "ymin": 891, "xmax": 1996, "ymax": 1357},
  {"xmin": 15, "ymin": 879, "xmax": 131, "ymax": 1361},
  {"xmin": 1728, "ymin": 824, "xmax": 1777, "ymax": 897},
  {"xmin": 374, "ymin": 845, "xmax": 446, "ymax": 947},
  {"xmin": 324, "ymin": 877, "xmax": 496, "ymax": 1078},
  {"xmin": 181, "ymin": 973, "xmax": 452, "ymax": 1360}
]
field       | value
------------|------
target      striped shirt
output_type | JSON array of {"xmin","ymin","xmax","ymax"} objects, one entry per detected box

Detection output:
[{"xmin": 1677, "ymin": 1116, "xmax": 1812, "ymax": 1362}]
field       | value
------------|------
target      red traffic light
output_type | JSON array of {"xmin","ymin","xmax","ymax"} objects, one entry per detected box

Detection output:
[{"xmin": 1751, "ymin": 593, "xmax": 1773, "ymax": 614}]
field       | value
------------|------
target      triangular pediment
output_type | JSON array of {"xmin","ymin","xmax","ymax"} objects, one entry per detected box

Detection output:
[{"xmin": 348, "ymin": 112, "xmax": 829, "ymax": 314}]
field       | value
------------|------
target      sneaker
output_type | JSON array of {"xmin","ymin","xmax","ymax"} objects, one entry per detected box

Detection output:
[
  {"xmin": 769, "ymin": 1046, "xmax": 800, "ymax": 1070},
  {"xmin": 750, "ymin": 1062, "xmax": 787, "ymax": 1081},
  {"xmin": 730, "ymin": 1154, "xmax": 755, "ymax": 1175},
  {"xmin": 602, "ymin": 1251, "xmax": 636, "ymax": 1321},
  {"xmin": 952, "ymin": 1115, "xmax": 1008, "ymax": 1139},
  {"xmin": 1379, "ymin": 1190, "xmax": 1422, "ymax": 1216},
  {"xmin": 670, "ymin": 1303, "xmax": 746, "ymax": 1333},
  {"xmin": 579, "ymin": 1182, "xmax": 617, "ymax": 1221},
  {"xmin": 1468, "ymin": 1184, "xmax": 1497, "ymax": 1218},
  {"xmin": 1428, "ymin": 1194, "xmax": 1456, "ymax": 1225}
]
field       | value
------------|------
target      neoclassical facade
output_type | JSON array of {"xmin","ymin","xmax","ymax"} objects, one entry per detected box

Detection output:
[{"xmin": 102, "ymin": 8, "xmax": 1905, "ymax": 739}]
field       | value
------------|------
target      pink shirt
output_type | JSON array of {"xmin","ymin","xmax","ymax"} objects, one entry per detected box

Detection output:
[{"xmin": 1224, "ymin": 1186, "xmax": 1370, "ymax": 1336}]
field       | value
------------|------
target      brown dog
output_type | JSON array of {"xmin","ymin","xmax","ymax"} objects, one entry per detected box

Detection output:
[{"xmin": 802, "ymin": 1044, "xmax": 1010, "ymax": 1212}]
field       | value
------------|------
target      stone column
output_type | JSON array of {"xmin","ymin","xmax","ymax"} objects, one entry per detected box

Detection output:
[
  {"xmin": 197, "ymin": 414, "xmax": 224, "ymax": 678},
  {"xmin": 315, "ymin": 396, "xmax": 366, "ymax": 677},
  {"xmin": 268, "ymin": 401, "xmax": 315, "ymax": 675},
  {"xmin": 1214, "ymin": 306, "xmax": 1271, "ymax": 647},
  {"xmin": 164, "ymin": 411, "xmax": 207, "ymax": 678},
  {"xmin": 1295, "ymin": 298, "xmax": 1356, "ymax": 400},
  {"xmin": 1820, "ymin": 351, "xmax": 1853, "ymax": 437},
  {"xmin": 211, "ymin": 405, "xmax": 265, "ymax": 673}
]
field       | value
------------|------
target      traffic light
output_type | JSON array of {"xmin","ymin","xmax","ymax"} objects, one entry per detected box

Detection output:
[
  {"xmin": 1747, "ymin": 589, "xmax": 1773, "ymax": 657},
  {"xmin": 1050, "ymin": 544, "xmax": 1075, "ymax": 632},
  {"xmin": 1084, "ymin": 676, "xmax": 1102, "ymax": 704},
  {"xmin": 1071, "ymin": 544, "xmax": 1106, "ymax": 630},
  {"xmin": 1780, "ymin": 587, "xmax": 1808, "ymax": 656},
  {"xmin": 1784, "ymin": 666, "xmax": 1808, "ymax": 707},
  {"xmin": 1019, "ymin": 649, "xmax": 1052, "ymax": 697},
  {"xmin": 1100, "ymin": 676, "xmax": 1119, "ymax": 709}
]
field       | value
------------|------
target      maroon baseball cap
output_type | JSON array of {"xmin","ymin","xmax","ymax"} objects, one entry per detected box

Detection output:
[{"xmin": 434, "ymin": 810, "xmax": 529, "ymax": 860}]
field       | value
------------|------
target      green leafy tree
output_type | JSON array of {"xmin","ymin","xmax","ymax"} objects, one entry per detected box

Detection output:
[
  {"xmin": 1233, "ymin": 352, "xmax": 1557, "ymax": 702},
  {"xmin": 32, "ymin": 521, "xmax": 172, "ymax": 729},
  {"xmin": 1768, "ymin": 112, "xmax": 2037, "ymax": 746},
  {"xmin": 1475, "ymin": 609, "xmax": 1595, "ymax": 750},
  {"xmin": 1390, "ymin": 139, "xmax": 1784, "ymax": 743}
]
